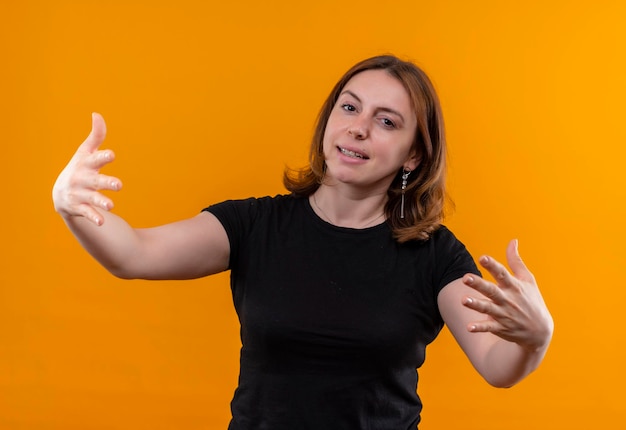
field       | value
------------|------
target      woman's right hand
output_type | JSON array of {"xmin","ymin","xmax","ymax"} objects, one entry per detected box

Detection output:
[{"xmin": 52, "ymin": 113, "xmax": 122, "ymax": 226}]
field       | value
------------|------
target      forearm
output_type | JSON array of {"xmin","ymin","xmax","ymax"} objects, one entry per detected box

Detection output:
[
  {"xmin": 477, "ymin": 336, "xmax": 550, "ymax": 388},
  {"xmin": 62, "ymin": 211, "xmax": 143, "ymax": 278},
  {"xmin": 439, "ymin": 253, "xmax": 554, "ymax": 389}
]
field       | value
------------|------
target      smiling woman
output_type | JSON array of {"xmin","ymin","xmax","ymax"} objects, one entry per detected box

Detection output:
[
  {"xmin": 322, "ymin": 70, "xmax": 418, "ymax": 194},
  {"xmin": 284, "ymin": 56, "xmax": 447, "ymax": 241},
  {"xmin": 52, "ymin": 54, "xmax": 553, "ymax": 429}
]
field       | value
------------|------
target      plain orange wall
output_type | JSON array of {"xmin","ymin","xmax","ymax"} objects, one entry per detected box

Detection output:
[{"xmin": 1, "ymin": 0, "xmax": 625, "ymax": 429}]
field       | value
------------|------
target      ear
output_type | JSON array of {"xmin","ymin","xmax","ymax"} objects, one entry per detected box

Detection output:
[{"xmin": 404, "ymin": 150, "xmax": 421, "ymax": 172}]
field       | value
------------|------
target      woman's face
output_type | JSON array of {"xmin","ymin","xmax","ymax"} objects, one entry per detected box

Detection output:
[{"xmin": 322, "ymin": 69, "xmax": 419, "ymax": 194}]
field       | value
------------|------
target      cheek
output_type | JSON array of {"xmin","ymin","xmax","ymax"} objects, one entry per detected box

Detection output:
[
  {"xmin": 383, "ymin": 136, "xmax": 416, "ymax": 165},
  {"xmin": 321, "ymin": 129, "xmax": 332, "ymax": 154},
  {"xmin": 324, "ymin": 115, "xmax": 340, "ymax": 136},
  {"xmin": 397, "ymin": 132, "xmax": 417, "ymax": 157},
  {"xmin": 321, "ymin": 118, "xmax": 341, "ymax": 150}
]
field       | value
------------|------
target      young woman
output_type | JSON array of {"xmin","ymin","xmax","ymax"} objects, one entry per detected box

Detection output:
[{"xmin": 52, "ymin": 55, "xmax": 553, "ymax": 429}]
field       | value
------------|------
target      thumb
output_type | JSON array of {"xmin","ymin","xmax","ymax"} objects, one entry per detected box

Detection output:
[
  {"xmin": 506, "ymin": 239, "xmax": 533, "ymax": 281},
  {"xmin": 80, "ymin": 112, "xmax": 107, "ymax": 153}
]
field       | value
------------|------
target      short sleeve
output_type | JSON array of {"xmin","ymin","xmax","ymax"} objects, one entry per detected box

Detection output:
[
  {"xmin": 431, "ymin": 226, "xmax": 481, "ymax": 295},
  {"xmin": 203, "ymin": 198, "xmax": 260, "ymax": 271}
]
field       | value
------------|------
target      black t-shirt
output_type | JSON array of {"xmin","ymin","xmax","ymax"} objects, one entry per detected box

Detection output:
[{"xmin": 205, "ymin": 194, "xmax": 480, "ymax": 430}]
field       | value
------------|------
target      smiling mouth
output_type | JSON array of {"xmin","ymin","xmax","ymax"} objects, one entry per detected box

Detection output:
[{"xmin": 338, "ymin": 147, "xmax": 368, "ymax": 159}]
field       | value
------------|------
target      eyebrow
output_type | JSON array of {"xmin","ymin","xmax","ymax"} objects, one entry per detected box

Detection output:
[{"xmin": 340, "ymin": 90, "xmax": 406, "ymax": 123}]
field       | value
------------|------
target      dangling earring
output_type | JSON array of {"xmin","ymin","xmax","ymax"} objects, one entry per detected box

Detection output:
[{"xmin": 400, "ymin": 169, "xmax": 411, "ymax": 219}]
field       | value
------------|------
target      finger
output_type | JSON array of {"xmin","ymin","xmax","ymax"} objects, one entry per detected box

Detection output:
[
  {"xmin": 85, "ymin": 172, "xmax": 122, "ymax": 192},
  {"xmin": 462, "ymin": 295, "xmax": 505, "ymax": 319},
  {"xmin": 69, "ymin": 188, "xmax": 115, "ymax": 212},
  {"xmin": 79, "ymin": 112, "xmax": 107, "ymax": 153},
  {"xmin": 467, "ymin": 319, "xmax": 499, "ymax": 334},
  {"xmin": 77, "ymin": 203, "xmax": 106, "ymax": 226},
  {"xmin": 506, "ymin": 239, "xmax": 535, "ymax": 282},
  {"xmin": 71, "ymin": 166, "xmax": 121, "ymax": 191},
  {"xmin": 463, "ymin": 274, "xmax": 504, "ymax": 303},
  {"xmin": 87, "ymin": 149, "xmax": 117, "ymax": 170},
  {"xmin": 478, "ymin": 254, "xmax": 516, "ymax": 288},
  {"xmin": 95, "ymin": 173, "xmax": 122, "ymax": 191}
]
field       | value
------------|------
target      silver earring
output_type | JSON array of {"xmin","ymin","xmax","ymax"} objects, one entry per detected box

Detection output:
[{"xmin": 400, "ymin": 169, "xmax": 411, "ymax": 219}]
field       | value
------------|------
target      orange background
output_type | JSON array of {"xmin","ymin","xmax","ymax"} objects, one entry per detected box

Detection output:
[{"xmin": 1, "ymin": 0, "xmax": 625, "ymax": 428}]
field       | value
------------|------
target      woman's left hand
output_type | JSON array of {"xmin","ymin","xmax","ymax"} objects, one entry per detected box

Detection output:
[{"xmin": 461, "ymin": 239, "xmax": 554, "ymax": 352}]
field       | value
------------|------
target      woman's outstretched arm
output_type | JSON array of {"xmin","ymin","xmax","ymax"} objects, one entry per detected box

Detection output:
[
  {"xmin": 52, "ymin": 113, "xmax": 230, "ymax": 280},
  {"xmin": 438, "ymin": 240, "xmax": 554, "ymax": 388}
]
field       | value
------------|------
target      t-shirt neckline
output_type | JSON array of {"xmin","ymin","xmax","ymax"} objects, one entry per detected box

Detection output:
[{"xmin": 302, "ymin": 195, "xmax": 390, "ymax": 235}]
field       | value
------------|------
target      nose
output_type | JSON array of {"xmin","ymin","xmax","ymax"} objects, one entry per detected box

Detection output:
[{"xmin": 347, "ymin": 117, "xmax": 368, "ymax": 140}]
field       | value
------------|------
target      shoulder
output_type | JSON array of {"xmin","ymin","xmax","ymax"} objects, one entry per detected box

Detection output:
[
  {"xmin": 431, "ymin": 225, "xmax": 476, "ymax": 266},
  {"xmin": 395, "ymin": 225, "xmax": 476, "ymax": 273},
  {"xmin": 202, "ymin": 194, "xmax": 306, "ymax": 233},
  {"xmin": 431, "ymin": 225, "xmax": 468, "ymax": 253},
  {"xmin": 406, "ymin": 225, "xmax": 480, "ymax": 290},
  {"xmin": 204, "ymin": 194, "xmax": 299, "ymax": 216},
  {"xmin": 403, "ymin": 225, "xmax": 468, "ymax": 256}
]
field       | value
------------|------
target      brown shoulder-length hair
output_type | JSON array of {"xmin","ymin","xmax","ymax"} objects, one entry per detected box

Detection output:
[{"xmin": 283, "ymin": 55, "xmax": 449, "ymax": 243}]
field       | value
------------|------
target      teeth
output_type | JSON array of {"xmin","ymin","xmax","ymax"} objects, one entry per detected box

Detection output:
[{"xmin": 339, "ymin": 148, "xmax": 365, "ymax": 159}]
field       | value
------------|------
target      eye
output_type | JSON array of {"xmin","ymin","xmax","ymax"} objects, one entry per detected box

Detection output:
[
  {"xmin": 341, "ymin": 103, "xmax": 357, "ymax": 112},
  {"xmin": 380, "ymin": 118, "xmax": 396, "ymax": 129}
]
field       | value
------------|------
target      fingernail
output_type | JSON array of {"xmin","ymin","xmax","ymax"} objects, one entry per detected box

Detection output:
[
  {"xmin": 480, "ymin": 256, "xmax": 489, "ymax": 265},
  {"xmin": 466, "ymin": 276, "xmax": 474, "ymax": 284},
  {"xmin": 464, "ymin": 297, "xmax": 473, "ymax": 305}
]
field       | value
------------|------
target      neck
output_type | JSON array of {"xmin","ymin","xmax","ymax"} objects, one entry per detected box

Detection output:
[{"xmin": 310, "ymin": 185, "xmax": 387, "ymax": 229}]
